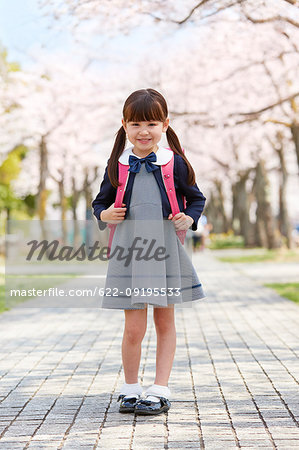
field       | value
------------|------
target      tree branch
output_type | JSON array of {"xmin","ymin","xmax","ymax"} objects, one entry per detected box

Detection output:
[
  {"xmin": 242, "ymin": 10, "xmax": 299, "ymax": 28},
  {"xmin": 228, "ymin": 91, "xmax": 299, "ymax": 118},
  {"xmin": 212, "ymin": 156, "xmax": 230, "ymax": 170},
  {"xmin": 167, "ymin": 0, "xmax": 210, "ymax": 25},
  {"xmin": 188, "ymin": 50, "xmax": 298, "ymax": 89},
  {"xmin": 262, "ymin": 61, "xmax": 289, "ymax": 117},
  {"xmin": 146, "ymin": 0, "xmax": 246, "ymax": 25},
  {"xmin": 263, "ymin": 119, "xmax": 292, "ymax": 127},
  {"xmin": 171, "ymin": 92, "xmax": 299, "ymax": 128}
]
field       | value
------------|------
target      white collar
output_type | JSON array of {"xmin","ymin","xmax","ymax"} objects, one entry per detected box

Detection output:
[{"xmin": 118, "ymin": 145, "xmax": 173, "ymax": 165}]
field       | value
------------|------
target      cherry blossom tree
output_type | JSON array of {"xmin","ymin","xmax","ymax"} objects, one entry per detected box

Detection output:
[
  {"xmin": 133, "ymin": 18, "xmax": 299, "ymax": 247},
  {"xmin": 3, "ymin": 0, "xmax": 299, "ymax": 248},
  {"xmin": 1, "ymin": 51, "xmax": 116, "ymax": 240},
  {"xmin": 38, "ymin": 1, "xmax": 299, "ymax": 31}
]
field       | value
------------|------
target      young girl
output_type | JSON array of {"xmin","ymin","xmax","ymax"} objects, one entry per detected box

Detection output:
[{"xmin": 92, "ymin": 88, "xmax": 206, "ymax": 416}]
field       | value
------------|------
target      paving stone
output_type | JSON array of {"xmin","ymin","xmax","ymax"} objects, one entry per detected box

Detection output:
[
  {"xmin": 0, "ymin": 251, "xmax": 298, "ymax": 448},
  {"xmin": 273, "ymin": 439, "xmax": 299, "ymax": 448}
]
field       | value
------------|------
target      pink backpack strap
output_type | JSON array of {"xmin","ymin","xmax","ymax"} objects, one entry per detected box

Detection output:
[
  {"xmin": 107, "ymin": 162, "xmax": 130, "ymax": 258},
  {"xmin": 161, "ymin": 152, "xmax": 187, "ymax": 245},
  {"xmin": 114, "ymin": 162, "xmax": 130, "ymax": 207},
  {"xmin": 180, "ymin": 148, "xmax": 187, "ymax": 210},
  {"xmin": 161, "ymin": 155, "xmax": 180, "ymax": 215}
]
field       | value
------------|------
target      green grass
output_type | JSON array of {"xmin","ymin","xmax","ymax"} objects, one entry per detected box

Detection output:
[
  {"xmin": 218, "ymin": 249, "xmax": 299, "ymax": 263},
  {"xmin": 208, "ymin": 233, "xmax": 244, "ymax": 250},
  {"xmin": 0, "ymin": 273, "xmax": 80, "ymax": 313},
  {"xmin": 264, "ymin": 283, "xmax": 299, "ymax": 304},
  {"xmin": 0, "ymin": 275, "xmax": 9, "ymax": 313}
]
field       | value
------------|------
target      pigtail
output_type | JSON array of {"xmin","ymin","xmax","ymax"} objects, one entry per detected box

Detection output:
[
  {"xmin": 166, "ymin": 126, "xmax": 195, "ymax": 185},
  {"xmin": 107, "ymin": 126, "xmax": 127, "ymax": 188}
]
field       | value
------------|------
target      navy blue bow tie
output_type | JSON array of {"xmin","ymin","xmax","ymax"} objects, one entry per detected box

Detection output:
[{"xmin": 128, "ymin": 151, "xmax": 159, "ymax": 173}]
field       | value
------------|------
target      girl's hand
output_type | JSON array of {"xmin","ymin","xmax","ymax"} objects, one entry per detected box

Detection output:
[
  {"xmin": 168, "ymin": 212, "xmax": 194, "ymax": 231},
  {"xmin": 100, "ymin": 203, "xmax": 127, "ymax": 224}
]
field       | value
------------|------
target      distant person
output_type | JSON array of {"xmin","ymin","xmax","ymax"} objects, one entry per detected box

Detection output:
[
  {"xmin": 192, "ymin": 219, "xmax": 204, "ymax": 251},
  {"xmin": 193, "ymin": 214, "xmax": 211, "ymax": 251},
  {"xmin": 199, "ymin": 214, "xmax": 211, "ymax": 251}
]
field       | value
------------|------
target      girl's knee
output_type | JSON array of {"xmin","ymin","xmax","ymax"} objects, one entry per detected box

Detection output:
[
  {"xmin": 124, "ymin": 308, "xmax": 147, "ymax": 343},
  {"xmin": 154, "ymin": 307, "xmax": 175, "ymax": 333},
  {"xmin": 124, "ymin": 324, "xmax": 146, "ymax": 344}
]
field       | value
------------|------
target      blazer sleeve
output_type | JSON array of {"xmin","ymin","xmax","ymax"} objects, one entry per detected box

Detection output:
[
  {"xmin": 174, "ymin": 154, "xmax": 206, "ymax": 232},
  {"xmin": 91, "ymin": 161, "xmax": 117, "ymax": 230}
]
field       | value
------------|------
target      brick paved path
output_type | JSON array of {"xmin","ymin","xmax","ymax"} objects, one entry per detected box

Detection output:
[{"xmin": 0, "ymin": 251, "xmax": 298, "ymax": 449}]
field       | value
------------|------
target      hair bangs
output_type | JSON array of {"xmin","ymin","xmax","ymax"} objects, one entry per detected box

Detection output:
[{"xmin": 124, "ymin": 96, "xmax": 166, "ymax": 123}]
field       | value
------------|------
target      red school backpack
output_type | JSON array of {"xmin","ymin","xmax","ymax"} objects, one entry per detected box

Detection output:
[{"xmin": 107, "ymin": 148, "xmax": 187, "ymax": 258}]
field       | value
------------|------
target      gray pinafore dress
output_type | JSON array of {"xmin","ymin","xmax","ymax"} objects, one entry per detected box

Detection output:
[{"xmin": 100, "ymin": 163, "xmax": 206, "ymax": 309}]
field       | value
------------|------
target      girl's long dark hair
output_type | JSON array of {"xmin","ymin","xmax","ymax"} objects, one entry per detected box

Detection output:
[{"xmin": 107, "ymin": 88, "xmax": 196, "ymax": 187}]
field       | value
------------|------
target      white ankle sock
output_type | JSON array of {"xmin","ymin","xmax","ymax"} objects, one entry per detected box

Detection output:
[
  {"xmin": 144, "ymin": 384, "xmax": 171, "ymax": 402},
  {"xmin": 119, "ymin": 382, "xmax": 143, "ymax": 399},
  {"xmin": 147, "ymin": 395, "xmax": 161, "ymax": 402}
]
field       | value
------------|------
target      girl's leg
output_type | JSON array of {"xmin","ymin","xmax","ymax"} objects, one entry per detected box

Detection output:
[
  {"xmin": 153, "ymin": 305, "xmax": 176, "ymax": 386},
  {"xmin": 122, "ymin": 307, "xmax": 148, "ymax": 383}
]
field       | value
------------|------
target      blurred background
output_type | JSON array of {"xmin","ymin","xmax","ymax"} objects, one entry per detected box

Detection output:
[{"xmin": 1, "ymin": 0, "xmax": 299, "ymax": 309}]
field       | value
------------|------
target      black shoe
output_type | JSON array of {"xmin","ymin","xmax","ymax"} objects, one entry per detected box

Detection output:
[
  {"xmin": 117, "ymin": 394, "xmax": 140, "ymax": 413},
  {"xmin": 134, "ymin": 396, "xmax": 171, "ymax": 415}
]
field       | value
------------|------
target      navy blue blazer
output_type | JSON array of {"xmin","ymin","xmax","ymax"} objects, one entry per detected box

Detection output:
[{"xmin": 92, "ymin": 153, "xmax": 206, "ymax": 231}]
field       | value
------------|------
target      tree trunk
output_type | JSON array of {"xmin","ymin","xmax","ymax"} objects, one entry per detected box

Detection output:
[
  {"xmin": 253, "ymin": 160, "xmax": 281, "ymax": 249},
  {"xmin": 83, "ymin": 169, "xmax": 94, "ymax": 248},
  {"xmin": 5, "ymin": 207, "xmax": 11, "ymax": 259},
  {"xmin": 214, "ymin": 179, "xmax": 229, "ymax": 233},
  {"xmin": 275, "ymin": 132, "xmax": 294, "ymax": 249},
  {"xmin": 205, "ymin": 180, "xmax": 229, "ymax": 233},
  {"xmin": 37, "ymin": 136, "xmax": 48, "ymax": 241},
  {"xmin": 71, "ymin": 176, "xmax": 81, "ymax": 247},
  {"xmin": 204, "ymin": 193, "xmax": 220, "ymax": 233},
  {"xmin": 58, "ymin": 176, "xmax": 68, "ymax": 244},
  {"xmin": 231, "ymin": 183, "xmax": 239, "ymax": 235},
  {"xmin": 290, "ymin": 124, "xmax": 299, "ymax": 174},
  {"xmin": 232, "ymin": 170, "xmax": 255, "ymax": 247}
]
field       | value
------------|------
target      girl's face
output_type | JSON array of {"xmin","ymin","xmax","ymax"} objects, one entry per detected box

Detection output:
[{"xmin": 122, "ymin": 119, "xmax": 169, "ymax": 155}]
